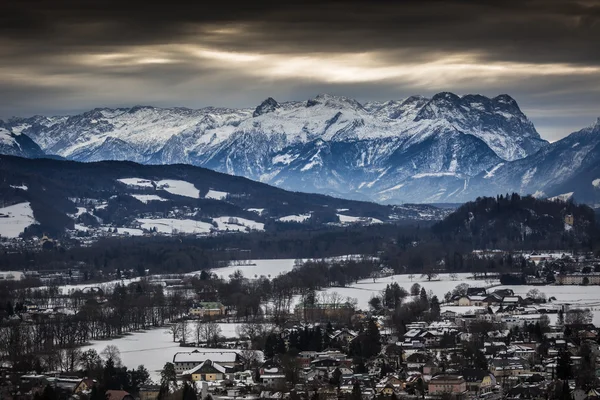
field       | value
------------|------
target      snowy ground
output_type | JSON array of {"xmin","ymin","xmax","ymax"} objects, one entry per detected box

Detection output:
[
  {"xmin": 207, "ymin": 259, "xmax": 299, "ymax": 279},
  {"xmin": 494, "ymin": 284, "xmax": 600, "ymax": 311},
  {"xmin": 156, "ymin": 180, "xmax": 200, "ymax": 199},
  {"xmin": 247, "ymin": 208, "xmax": 265, "ymax": 216},
  {"xmin": 118, "ymin": 178, "xmax": 153, "ymax": 188},
  {"xmin": 52, "ymin": 277, "xmax": 143, "ymax": 295},
  {"xmin": 205, "ymin": 255, "xmax": 377, "ymax": 281},
  {"xmin": 130, "ymin": 194, "xmax": 168, "ymax": 203},
  {"xmin": 212, "ymin": 217, "xmax": 264, "ymax": 232},
  {"xmin": 310, "ymin": 273, "xmax": 496, "ymax": 310},
  {"xmin": 81, "ymin": 323, "xmax": 246, "ymax": 382},
  {"xmin": 337, "ymin": 214, "xmax": 383, "ymax": 224},
  {"xmin": 205, "ymin": 190, "xmax": 228, "ymax": 200},
  {"xmin": 101, "ymin": 226, "xmax": 145, "ymax": 236},
  {"xmin": 0, "ymin": 202, "xmax": 36, "ymax": 238},
  {"xmin": 278, "ymin": 214, "xmax": 311, "ymax": 223},
  {"xmin": 136, "ymin": 218, "xmax": 213, "ymax": 234},
  {"xmin": 0, "ymin": 270, "xmax": 24, "ymax": 280},
  {"xmin": 118, "ymin": 178, "xmax": 201, "ymax": 199}
]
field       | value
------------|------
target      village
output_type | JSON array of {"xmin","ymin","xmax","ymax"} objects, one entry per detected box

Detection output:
[{"xmin": 2, "ymin": 249, "xmax": 600, "ymax": 400}]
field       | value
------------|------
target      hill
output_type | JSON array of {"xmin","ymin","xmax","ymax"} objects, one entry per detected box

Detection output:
[
  {"xmin": 432, "ymin": 194, "xmax": 599, "ymax": 250},
  {"xmin": 0, "ymin": 155, "xmax": 447, "ymax": 240}
]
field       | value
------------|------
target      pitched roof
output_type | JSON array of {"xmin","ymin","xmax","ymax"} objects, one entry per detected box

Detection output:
[
  {"xmin": 182, "ymin": 359, "xmax": 227, "ymax": 375},
  {"xmin": 430, "ymin": 374, "xmax": 465, "ymax": 383},
  {"xmin": 106, "ymin": 390, "xmax": 132, "ymax": 400},
  {"xmin": 460, "ymin": 368, "xmax": 489, "ymax": 382},
  {"xmin": 173, "ymin": 350, "xmax": 239, "ymax": 363}
]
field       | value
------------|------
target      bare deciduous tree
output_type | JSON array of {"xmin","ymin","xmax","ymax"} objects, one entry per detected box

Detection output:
[
  {"xmin": 101, "ymin": 345, "xmax": 122, "ymax": 366},
  {"xmin": 196, "ymin": 321, "xmax": 222, "ymax": 347}
]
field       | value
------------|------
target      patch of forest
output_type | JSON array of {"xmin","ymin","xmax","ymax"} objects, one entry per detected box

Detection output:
[
  {"xmin": 432, "ymin": 194, "xmax": 599, "ymax": 250},
  {"xmin": 0, "ymin": 155, "xmax": 444, "ymax": 236}
]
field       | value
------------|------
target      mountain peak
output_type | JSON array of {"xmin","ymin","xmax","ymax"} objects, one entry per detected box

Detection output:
[
  {"xmin": 307, "ymin": 93, "xmax": 365, "ymax": 110},
  {"xmin": 430, "ymin": 92, "xmax": 461, "ymax": 103},
  {"xmin": 493, "ymin": 94, "xmax": 518, "ymax": 106},
  {"xmin": 253, "ymin": 97, "xmax": 280, "ymax": 117},
  {"xmin": 127, "ymin": 105, "xmax": 155, "ymax": 114}
]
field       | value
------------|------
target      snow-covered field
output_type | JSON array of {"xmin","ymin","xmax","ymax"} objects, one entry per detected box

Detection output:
[
  {"xmin": 337, "ymin": 214, "xmax": 362, "ymax": 223},
  {"xmin": 206, "ymin": 255, "xmax": 379, "ymax": 281},
  {"xmin": 205, "ymin": 190, "xmax": 228, "ymax": 200},
  {"xmin": 118, "ymin": 178, "xmax": 201, "ymax": 199},
  {"xmin": 81, "ymin": 323, "xmax": 246, "ymax": 382},
  {"xmin": 0, "ymin": 270, "xmax": 24, "ymax": 280},
  {"xmin": 130, "ymin": 194, "xmax": 168, "ymax": 203},
  {"xmin": 247, "ymin": 208, "xmax": 265, "ymax": 215},
  {"xmin": 278, "ymin": 214, "xmax": 311, "ymax": 223},
  {"xmin": 136, "ymin": 218, "xmax": 213, "ymax": 234},
  {"xmin": 0, "ymin": 202, "xmax": 36, "ymax": 238},
  {"xmin": 494, "ymin": 284, "xmax": 600, "ymax": 308},
  {"xmin": 52, "ymin": 277, "xmax": 143, "ymax": 295},
  {"xmin": 212, "ymin": 217, "xmax": 264, "ymax": 232},
  {"xmin": 207, "ymin": 259, "xmax": 299, "ymax": 279},
  {"xmin": 157, "ymin": 180, "xmax": 200, "ymax": 199},
  {"xmin": 319, "ymin": 273, "xmax": 494, "ymax": 309},
  {"xmin": 101, "ymin": 226, "xmax": 145, "ymax": 236},
  {"xmin": 337, "ymin": 214, "xmax": 383, "ymax": 224},
  {"xmin": 118, "ymin": 178, "xmax": 154, "ymax": 188}
]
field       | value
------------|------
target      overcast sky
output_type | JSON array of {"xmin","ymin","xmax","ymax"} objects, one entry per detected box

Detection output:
[{"xmin": 1, "ymin": 0, "xmax": 600, "ymax": 141}]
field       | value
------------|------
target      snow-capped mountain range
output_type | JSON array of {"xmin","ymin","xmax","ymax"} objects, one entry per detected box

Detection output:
[{"xmin": 1, "ymin": 92, "xmax": 599, "ymax": 205}]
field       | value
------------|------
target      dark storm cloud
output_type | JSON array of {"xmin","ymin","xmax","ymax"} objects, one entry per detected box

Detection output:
[{"xmin": 1, "ymin": 0, "xmax": 600, "ymax": 140}]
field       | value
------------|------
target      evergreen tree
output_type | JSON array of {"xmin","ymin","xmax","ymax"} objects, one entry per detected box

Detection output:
[
  {"xmin": 160, "ymin": 362, "xmax": 177, "ymax": 389},
  {"xmin": 560, "ymin": 380, "xmax": 572, "ymax": 400},
  {"xmin": 264, "ymin": 333, "xmax": 278, "ymax": 358},
  {"xmin": 351, "ymin": 381, "xmax": 362, "ymax": 400},
  {"xmin": 40, "ymin": 385, "xmax": 58, "ymax": 400},
  {"xmin": 419, "ymin": 287, "xmax": 428, "ymax": 308},
  {"xmin": 430, "ymin": 296, "xmax": 441, "ymax": 320},
  {"xmin": 576, "ymin": 342, "xmax": 597, "ymax": 389},
  {"xmin": 182, "ymin": 382, "xmax": 198, "ymax": 400},
  {"xmin": 557, "ymin": 350, "xmax": 572, "ymax": 380},
  {"xmin": 365, "ymin": 318, "xmax": 382, "ymax": 358},
  {"xmin": 311, "ymin": 326, "xmax": 323, "ymax": 352},
  {"xmin": 90, "ymin": 385, "xmax": 106, "ymax": 400},
  {"xmin": 330, "ymin": 368, "xmax": 342, "ymax": 388},
  {"xmin": 558, "ymin": 309, "xmax": 565, "ymax": 326}
]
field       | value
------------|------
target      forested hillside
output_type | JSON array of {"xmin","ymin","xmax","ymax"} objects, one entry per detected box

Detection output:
[
  {"xmin": 433, "ymin": 194, "xmax": 599, "ymax": 250},
  {"xmin": 0, "ymin": 156, "xmax": 446, "ymax": 238}
]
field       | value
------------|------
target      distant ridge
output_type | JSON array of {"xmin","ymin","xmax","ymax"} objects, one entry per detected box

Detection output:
[{"xmin": 1, "ymin": 93, "xmax": 599, "ymax": 205}]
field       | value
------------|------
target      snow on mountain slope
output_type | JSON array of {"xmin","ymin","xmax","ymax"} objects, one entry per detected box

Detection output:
[
  {"xmin": 411, "ymin": 93, "xmax": 545, "ymax": 161},
  {"xmin": 11, "ymin": 106, "xmax": 252, "ymax": 162},
  {"xmin": 549, "ymin": 192, "xmax": 574, "ymax": 202},
  {"xmin": 1, "ymin": 92, "xmax": 551, "ymax": 203},
  {"xmin": 463, "ymin": 117, "xmax": 600, "ymax": 204},
  {"xmin": 0, "ymin": 126, "xmax": 45, "ymax": 158}
]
